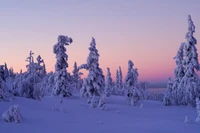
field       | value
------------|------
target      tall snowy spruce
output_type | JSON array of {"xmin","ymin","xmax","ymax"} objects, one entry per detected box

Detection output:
[
  {"xmin": 180, "ymin": 15, "xmax": 200, "ymax": 106},
  {"xmin": 79, "ymin": 37, "xmax": 105, "ymax": 108},
  {"xmin": 104, "ymin": 68, "xmax": 113, "ymax": 97},
  {"xmin": 124, "ymin": 60, "xmax": 142, "ymax": 106},
  {"xmin": 52, "ymin": 35, "xmax": 73, "ymax": 97}
]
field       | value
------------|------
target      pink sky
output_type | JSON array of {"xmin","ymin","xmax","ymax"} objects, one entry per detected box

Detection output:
[{"xmin": 0, "ymin": 0, "xmax": 200, "ymax": 83}]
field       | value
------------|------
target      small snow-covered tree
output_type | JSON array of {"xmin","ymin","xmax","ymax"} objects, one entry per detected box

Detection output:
[
  {"xmin": 72, "ymin": 62, "xmax": 79, "ymax": 91},
  {"xmin": 163, "ymin": 77, "xmax": 173, "ymax": 106},
  {"xmin": 114, "ymin": 70, "xmax": 119, "ymax": 95},
  {"xmin": 105, "ymin": 68, "xmax": 113, "ymax": 97},
  {"xmin": 36, "ymin": 55, "xmax": 46, "ymax": 77},
  {"xmin": 139, "ymin": 81, "xmax": 149, "ymax": 100},
  {"xmin": 118, "ymin": 66, "xmax": 123, "ymax": 95},
  {"xmin": 52, "ymin": 35, "xmax": 73, "ymax": 97},
  {"xmin": 98, "ymin": 94, "xmax": 107, "ymax": 110},
  {"xmin": 195, "ymin": 97, "xmax": 200, "ymax": 123},
  {"xmin": 2, "ymin": 105, "xmax": 22, "ymax": 123},
  {"xmin": 180, "ymin": 15, "xmax": 200, "ymax": 106},
  {"xmin": 79, "ymin": 37, "xmax": 105, "ymax": 108},
  {"xmin": 4, "ymin": 63, "xmax": 9, "ymax": 80},
  {"xmin": 124, "ymin": 60, "xmax": 142, "ymax": 106}
]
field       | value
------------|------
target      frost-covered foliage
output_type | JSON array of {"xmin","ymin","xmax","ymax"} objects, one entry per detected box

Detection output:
[
  {"xmin": 40, "ymin": 72, "xmax": 55, "ymax": 95},
  {"xmin": 172, "ymin": 43, "xmax": 185, "ymax": 105},
  {"xmin": 36, "ymin": 55, "xmax": 46, "ymax": 77},
  {"xmin": 79, "ymin": 37, "xmax": 105, "ymax": 108},
  {"xmin": 11, "ymin": 51, "xmax": 46, "ymax": 100},
  {"xmin": 139, "ymin": 81, "xmax": 149, "ymax": 100},
  {"xmin": 52, "ymin": 35, "xmax": 73, "ymax": 97},
  {"xmin": 163, "ymin": 77, "xmax": 174, "ymax": 106},
  {"xmin": 195, "ymin": 97, "xmax": 200, "ymax": 123},
  {"xmin": 4, "ymin": 63, "xmax": 9, "ymax": 80},
  {"xmin": 118, "ymin": 66, "xmax": 123, "ymax": 95},
  {"xmin": 167, "ymin": 15, "xmax": 200, "ymax": 106},
  {"xmin": 113, "ymin": 70, "xmax": 119, "ymax": 95},
  {"xmin": 105, "ymin": 68, "xmax": 113, "ymax": 97},
  {"xmin": 180, "ymin": 15, "xmax": 200, "ymax": 106},
  {"xmin": 124, "ymin": 60, "xmax": 142, "ymax": 106},
  {"xmin": 98, "ymin": 94, "xmax": 107, "ymax": 110},
  {"xmin": 0, "ymin": 65, "xmax": 12, "ymax": 101},
  {"xmin": 147, "ymin": 91, "xmax": 164, "ymax": 102},
  {"xmin": 2, "ymin": 105, "xmax": 22, "ymax": 123},
  {"xmin": 72, "ymin": 62, "xmax": 82, "ymax": 91},
  {"xmin": 19, "ymin": 73, "xmax": 42, "ymax": 100}
]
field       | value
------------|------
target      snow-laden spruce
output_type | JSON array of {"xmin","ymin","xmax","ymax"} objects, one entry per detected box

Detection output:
[
  {"xmin": 167, "ymin": 15, "xmax": 200, "ymax": 106},
  {"xmin": 124, "ymin": 60, "xmax": 142, "ymax": 106},
  {"xmin": 179, "ymin": 15, "xmax": 200, "ymax": 106},
  {"xmin": 105, "ymin": 68, "xmax": 113, "ymax": 97},
  {"xmin": 118, "ymin": 66, "xmax": 123, "ymax": 95},
  {"xmin": 163, "ymin": 77, "xmax": 173, "ymax": 106},
  {"xmin": 172, "ymin": 43, "xmax": 185, "ymax": 105},
  {"xmin": 52, "ymin": 35, "xmax": 73, "ymax": 97},
  {"xmin": 2, "ymin": 105, "xmax": 22, "ymax": 123},
  {"xmin": 195, "ymin": 97, "xmax": 200, "ymax": 123},
  {"xmin": 114, "ymin": 69, "xmax": 119, "ymax": 95},
  {"xmin": 72, "ymin": 62, "xmax": 80, "ymax": 91},
  {"xmin": 78, "ymin": 37, "xmax": 105, "ymax": 108},
  {"xmin": 0, "ymin": 65, "xmax": 12, "ymax": 101}
]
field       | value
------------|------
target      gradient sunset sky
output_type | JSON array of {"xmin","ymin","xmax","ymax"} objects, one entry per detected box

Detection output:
[{"xmin": 0, "ymin": 0, "xmax": 200, "ymax": 83}]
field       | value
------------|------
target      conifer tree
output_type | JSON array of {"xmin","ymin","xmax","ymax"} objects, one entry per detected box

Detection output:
[
  {"xmin": 79, "ymin": 37, "xmax": 105, "ymax": 108},
  {"xmin": 52, "ymin": 35, "xmax": 73, "ymax": 97}
]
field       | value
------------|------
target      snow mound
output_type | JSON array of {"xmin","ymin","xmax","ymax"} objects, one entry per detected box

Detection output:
[{"xmin": 2, "ymin": 105, "xmax": 22, "ymax": 123}]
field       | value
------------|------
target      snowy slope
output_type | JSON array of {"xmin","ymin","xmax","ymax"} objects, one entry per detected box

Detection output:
[{"xmin": 0, "ymin": 95, "xmax": 199, "ymax": 133}]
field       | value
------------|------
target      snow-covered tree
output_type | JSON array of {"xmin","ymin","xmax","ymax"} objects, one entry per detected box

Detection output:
[
  {"xmin": 52, "ymin": 35, "xmax": 73, "ymax": 97},
  {"xmin": 2, "ymin": 105, "xmax": 22, "ymax": 123},
  {"xmin": 139, "ymin": 81, "xmax": 149, "ymax": 100},
  {"xmin": 98, "ymin": 94, "xmax": 107, "ymax": 110},
  {"xmin": 179, "ymin": 15, "xmax": 200, "ymax": 106},
  {"xmin": 105, "ymin": 68, "xmax": 113, "ymax": 97},
  {"xmin": 36, "ymin": 55, "xmax": 46, "ymax": 77},
  {"xmin": 19, "ymin": 73, "xmax": 42, "ymax": 100},
  {"xmin": 124, "ymin": 60, "xmax": 142, "ymax": 106},
  {"xmin": 79, "ymin": 37, "xmax": 105, "ymax": 108},
  {"xmin": 172, "ymin": 43, "xmax": 185, "ymax": 105},
  {"xmin": 0, "ymin": 65, "xmax": 12, "ymax": 101},
  {"xmin": 163, "ymin": 77, "xmax": 173, "ymax": 106},
  {"xmin": 114, "ymin": 70, "xmax": 119, "ymax": 95},
  {"xmin": 195, "ymin": 97, "xmax": 200, "ymax": 123},
  {"xmin": 4, "ymin": 63, "xmax": 9, "ymax": 80},
  {"xmin": 72, "ymin": 62, "xmax": 79, "ymax": 91},
  {"xmin": 118, "ymin": 66, "xmax": 123, "ymax": 95},
  {"xmin": 26, "ymin": 51, "xmax": 35, "ymax": 74}
]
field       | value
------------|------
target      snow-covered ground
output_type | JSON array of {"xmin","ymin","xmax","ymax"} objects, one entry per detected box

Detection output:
[{"xmin": 0, "ymin": 94, "xmax": 199, "ymax": 133}]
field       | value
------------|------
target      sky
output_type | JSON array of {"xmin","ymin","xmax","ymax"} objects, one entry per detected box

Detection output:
[{"xmin": 0, "ymin": 0, "xmax": 200, "ymax": 83}]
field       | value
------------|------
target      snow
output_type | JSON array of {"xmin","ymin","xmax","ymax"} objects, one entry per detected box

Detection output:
[{"xmin": 0, "ymin": 94, "xmax": 199, "ymax": 133}]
